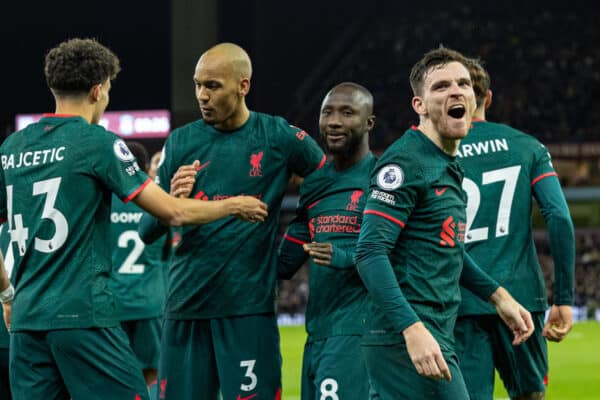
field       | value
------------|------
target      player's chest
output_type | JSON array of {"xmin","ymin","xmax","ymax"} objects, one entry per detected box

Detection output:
[{"xmin": 306, "ymin": 190, "xmax": 366, "ymax": 241}]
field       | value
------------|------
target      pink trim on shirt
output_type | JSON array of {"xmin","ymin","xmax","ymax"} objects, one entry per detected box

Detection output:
[
  {"xmin": 531, "ymin": 172, "xmax": 558, "ymax": 186},
  {"xmin": 284, "ymin": 234, "xmax": 306, "ymax": 246},
  {"xmin": 363, "ymin": 209, "xmax": 406, "ymax": 228},
  {"xmin": 123, "ymin": 178, "xmax": 152, "ymax": 203}
]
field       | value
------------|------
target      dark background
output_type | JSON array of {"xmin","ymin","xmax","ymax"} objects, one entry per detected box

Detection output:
[{"xmin": 1, "ymin": 1, "xmax": 597, "ymax": 149}]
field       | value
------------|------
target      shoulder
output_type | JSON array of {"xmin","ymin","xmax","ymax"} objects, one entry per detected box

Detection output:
[
  {"xmin": 376, "ymin": 131, "xmax": 426, "ymax": 172},
  {"xmin": 167, "ymin": 119, "xmax": 207, "ymax": 142}
]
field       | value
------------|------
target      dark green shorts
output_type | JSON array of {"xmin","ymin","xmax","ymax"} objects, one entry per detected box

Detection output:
[
  {"xmin": 362, "ymin": 342, "xmax": 469, "ymax": 400},
  {"xmin": 10, "ymin": 327, "xmax": 148, "ymax": 400},
  {"xmin": 301, "ymin": 335, "xmax": 369, "ymax": 400},
  {"xmin": 158, "ymin": 314, "xmax": 281, "ymax": 400},
  {"xmin": 0, "ymin": 347, "xmax": 10, "ymax": 400},
  {"xmin": 454, "ymin": 312, "xmax": 548, "ymax": 399},
  {"xmin": 121, "ymin": 317, "xmax": 162, "ymax": 370}
]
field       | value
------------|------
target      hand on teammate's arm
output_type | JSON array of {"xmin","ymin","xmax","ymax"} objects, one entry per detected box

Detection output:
[
  {"xmin": 170, "ymin": 160, "xmax": 200, "ymax": 198},
  {"xmin": 403, "ymin": 322, "xmax": 451, "ymax": 381},
  {"xmin": 542, "ymin": 304, "xmax": 573, "ymax": 342},
  {"xmin": 489, "ymin": 287, "xmax": 535, "ymax": 345},
  {"xmin": 134, "ymin": 181, "xmax": 268, "ymax": 226},
  {"xmin": 303, "ymin": 242, "xmax": 355, "ymax": 268}
]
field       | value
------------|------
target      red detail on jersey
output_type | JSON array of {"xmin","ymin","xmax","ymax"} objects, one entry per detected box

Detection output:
[
  {"xmin": 316, "ymin": 154, "xmax": 327, "ymax": 169},
  {"xmin": 0, "ymin": 218, "xmax": 5, "ymax": 224},
  {"xmin": 363, "ymin": 209, "xmax": 405, "ymax": 227},
  {"xmin": 249, "ymin": 152, "xmax": 264, "ymax": 176},
  {"xmin": 544, "ymin": 373, "xmax": 548, "ymax": 386},
  {"xmin": 275, "ymin": 387, "xmax": 282, "ymax": 400},
  {"xmin": 531, "ymin": 172, "xmax": 558, "ymax": 186},
  {"xmin": 194, "ymin": 190, "xmax": 209, "ymax": 200},
  {"xmin": 237, "ymin": 394, "xmax": 258, "ymax": 400},
  {"xmin": 346, "ymin": 190, "xmax": 364, "ymax": 211},
  {"xmin": 123, "ymin": 178, "xmax": 152, "ymax": 203},
  {"xmin": 159, "ymin": 379, "xmax": 167, "ymax": 399},
  {"xmin": 295, "ymin": 130, "xmax": 307, "ymax": 140},
  {"xmin": 435, "ymin": 187, "xmax": 448, "ymax": 196},
  {"xmin": 135, "ymin": 395, "xmax": 142, "ymax": 400},
  {"xmin": 439, "ymin": 216, "xmax": 456, "ymax": 247},
  {"xmin": 410, "ymin": 125, "xmax": 419, "ymax": 131},
  {"xmin": 307, "ymin": 200, "xmax": 321, "ymax": 210},
  {"xmin": 196, "ymin": 160, "xmax": 211, "ymax": 171},
  {"xmin": 308, "ymin": 217, "xmax": 315, "ymax": 240},
  {"xmin": 284, "ymin": 233, "xmax": 306, "ymax": 246},
  {"xmin": 42, "ymin": 113, "xmax": 78, "ymax": 118},
  {"xmin": 44, "ymin": 125, "xmax": 53, "ymax": 131}
]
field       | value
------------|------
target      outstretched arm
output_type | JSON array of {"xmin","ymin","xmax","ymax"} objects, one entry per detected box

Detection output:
[
  {"xmin": 533, "ymin": 175, "xmax": 575, "ymax": 342},
  {"xmin": 462, "ymin": 252, "xmax": 534, "ymax": 345}
]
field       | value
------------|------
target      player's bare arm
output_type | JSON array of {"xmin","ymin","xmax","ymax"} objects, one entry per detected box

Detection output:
[
  {"xmin": 133, "ymin": 180, "xmax": 268, "ymax": 226},
  {"xmin": 489, "ymin": 287, "xmax": 535, "ymax": 345},
  {"xmin": 0, "ymin": 253, "xmax": 13, "ymax": 332},
  {"xmin": 542, "ymin": 304, "xmax": 573, "ymax": 342},
  {"xmin": 403, "ymin": 321, "xmax": 452, "ymax": 381},
  {"xmin": 170, "ymin": 160, "xmax": 200, "ymax": 198}
]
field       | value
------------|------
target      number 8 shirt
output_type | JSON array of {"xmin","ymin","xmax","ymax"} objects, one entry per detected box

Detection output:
[{"xmin": 0, "ymin": 115, "xmax": 150, "ymax": 332}]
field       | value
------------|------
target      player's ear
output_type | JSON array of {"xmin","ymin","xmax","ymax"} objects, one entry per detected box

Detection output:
[
  {"xmin": 366, "ymin": 115, "xmax": 376, "ymax": 131},
  {"xmin": 89, "ymin": 83, "xmax": 102, "ymax": 103},
  {"xmin": 412, "ymin": 96, "xmax": 426, "ymax": 116},
  {"xmin": 239, "ymin": 77, "xmax": 250, "ymax": 97},
  {"xmin": 484, "ymin": 89, "xmax": 493, "ymax": 109}
]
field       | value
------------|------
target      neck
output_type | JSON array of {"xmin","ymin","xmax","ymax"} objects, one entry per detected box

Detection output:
[
  {"xmin": 418, "ymin": 122, "xmax": 459, "ymax": 156},
  {"xmin": 473, "ymin": 107, "xmax": 486, "ymax": 120},
  {"xmin": 333, "ymin": 145, "xmax": 370, "ymax": 171},
  {"xmin": 54, "ymin": 99, "xmax": 95, "ymax": 124},
  {"xmin": 215, "ymin": 103, "xmax": 251, "ymax": 131}
]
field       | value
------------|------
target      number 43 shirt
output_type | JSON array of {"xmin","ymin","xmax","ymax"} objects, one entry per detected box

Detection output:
[{"xmin": 0, "ymin": 115, "xmax": 150, "ymax": 332}]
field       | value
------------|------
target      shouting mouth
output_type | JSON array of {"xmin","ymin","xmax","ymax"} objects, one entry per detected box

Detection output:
[{"xmin": 448, "ymin": 105, "xmax": 466, "ymax": 119}]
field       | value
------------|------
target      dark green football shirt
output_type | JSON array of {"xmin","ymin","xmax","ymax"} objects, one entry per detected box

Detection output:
[
  {"xmin": 0, "ymin": 115, "xmax": 149, "ymax": 331},
  {"xmin": 279, "ymin": 153, "xmax": 376, "ymax": 340},
  {"xmin": 154, "ymin": 112, "xmax": 325, "ymax": 319},
  {"xmin": 457, "ymin": 120, "xmax": 573, "ymax": 315},
  {"xmin": 109, "ymin": 195, "xmax": 168, "ymax": 320},
  {"xmin": 356, "ymin": 128, "xmax": 470, "ymax": 349}
]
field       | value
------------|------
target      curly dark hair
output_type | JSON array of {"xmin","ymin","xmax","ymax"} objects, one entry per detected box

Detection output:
[
  {"xmin": 466, "ymin": 58, "xmax": 491, "ymax": 109},
  {"xmin": 44, "ymin": 38, "xmax": 121, "ymax": 96},
  {"xmin": 409, "ymin": 45, "xmax": 471, "ymax": 97},
  {"xmin": 125, "ymin": 140, "xmax": 149, "ymax": 172}
]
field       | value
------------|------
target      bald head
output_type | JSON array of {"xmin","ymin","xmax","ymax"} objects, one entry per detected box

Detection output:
[
  {"xmin": 199, "ymin": 42, "xmax": 252, "ymax": 80},
  {"xmin": 323, "ymin": 82, "xmax": 374, "ymax": 114}
]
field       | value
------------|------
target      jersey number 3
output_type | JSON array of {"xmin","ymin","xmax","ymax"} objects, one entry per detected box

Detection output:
[
  {"xmin": 6, "ymin": 177, "xmax": 68, "ymax": 256},
  {"xmin": 462, "ymin": 165, "xmax": 521, "ymax": 243}
]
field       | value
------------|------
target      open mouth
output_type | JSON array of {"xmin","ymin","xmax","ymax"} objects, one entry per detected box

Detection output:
[{"xmin": 448, "ymin": 105, "xmax": 466, "ymax": 119}]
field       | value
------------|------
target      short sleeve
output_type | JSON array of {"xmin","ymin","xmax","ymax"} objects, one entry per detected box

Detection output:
[
  {"xmin": 91, "ymin": 132, "xmax": 149, "ymax": 202},
  {"xmin": 282, "ymin": 124, "xmax": 325, "ymax": 177}
]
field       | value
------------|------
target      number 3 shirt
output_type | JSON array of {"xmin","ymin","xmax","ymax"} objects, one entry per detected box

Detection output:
[{"xmin": 0, "ymin": 115, "xmax": 150, "ymax": 331}]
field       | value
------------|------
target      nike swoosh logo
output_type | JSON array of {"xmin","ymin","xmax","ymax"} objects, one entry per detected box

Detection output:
[
  {"xmin": 196, "ymin": 161, "xmax": 211, "ymax": 173},
  {"xmin": 435, "ymin": 187, "xmax": 448, "ymax": 196},
  {"xmin": 237, "ymin": 394, "xmax": 258, "ymax": 400}
]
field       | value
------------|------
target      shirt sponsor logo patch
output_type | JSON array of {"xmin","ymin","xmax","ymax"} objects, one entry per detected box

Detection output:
[
  {"xmin": 113, "ymin": 139, "xmax": 135, "ymax": 162},
  {"xmin": 376, "ymin": 164, "xmax": 403, "ymax": 190},
  {"xmin": 371, "ymin": 190, "xmax": 396, "ymax": 205}
]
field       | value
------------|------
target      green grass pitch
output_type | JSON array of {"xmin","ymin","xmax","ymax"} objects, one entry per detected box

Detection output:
[{"xmin": 279, "ymin": 321, "xmax": 600, "ymax": 399}]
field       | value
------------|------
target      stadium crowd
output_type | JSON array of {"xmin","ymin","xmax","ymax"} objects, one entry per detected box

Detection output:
[{"xmin": 291, "ymin": 3, "xmax": 600, "ymax": 150}]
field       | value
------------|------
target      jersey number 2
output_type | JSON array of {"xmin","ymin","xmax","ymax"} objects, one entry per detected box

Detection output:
[
  {"xmin": 462, "ymin": 165, "xmax": 521, "ymax": 243},
  {"xmin": 117, "ymin": 230, "xmax": 146, "ymax": 274}
]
